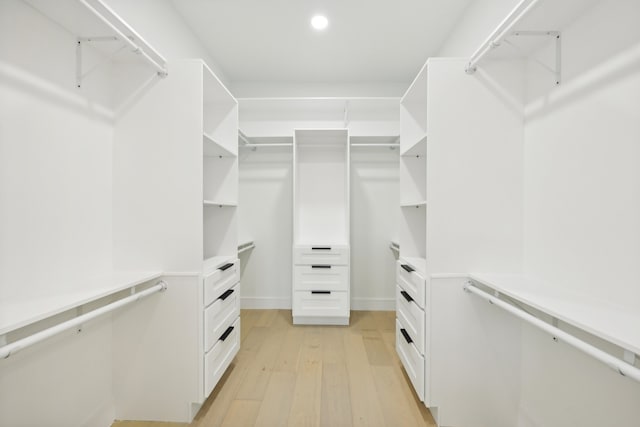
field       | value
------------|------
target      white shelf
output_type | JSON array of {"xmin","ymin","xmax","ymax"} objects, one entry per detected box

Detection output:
[
  {"xmin": 237, "ymin": 239, "xmax": 255, "ymax": 254},
  {"xmin": 469, "ymin": 273, "xmax": 640, "ymax": 355},
  {"xmin": 203, "ymin": 200, "xmax": 237, "ymax": 208},
  {"xmin": 400, "ymin": 257, "xmax": 427, "ymax": 277},
  {"xmin": 401, "ymin": 134, "xmax": 427, "ymax": 157},
  {"xmin": 401, "ymin": 201, "xmax": 427, "ymax": 208},
  {"xmin": 203, "ymin": 255, "xmax": 235, "ymax": 272},
  {"xmin": 26, "ymin": 0, "xmax": 166, "ymax": 77},
  {"xmin": 203, "ymin": 133, "xmax": 236, "ymax": 158},
  {"xmin": 0, "ymin": 271, "xmax": 163, "ymax": 336}
]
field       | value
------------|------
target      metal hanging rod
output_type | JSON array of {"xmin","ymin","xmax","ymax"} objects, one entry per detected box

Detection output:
[
  {"xmin": 465, "ymin": 0, "xmax": 541, "ymax": 74},
  {"xmin": 0, "ymin": 281, "xmax": 167, "ymax": 360},
  {"xmin": 464, "ymin": 283, "xmax": 640, "ymax": 383}
]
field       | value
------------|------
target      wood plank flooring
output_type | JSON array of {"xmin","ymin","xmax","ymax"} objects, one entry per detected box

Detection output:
[{"xmin": 112, "ymin": 310, "xmax": 436, "ymax": 427}]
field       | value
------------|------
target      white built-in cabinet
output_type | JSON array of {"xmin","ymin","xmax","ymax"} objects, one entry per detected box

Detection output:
[
  {"xmin": 396, "ymin": 57, "xmax": 524, "ymax": 423},
  {"xmin": 112, "ymin": 59, "xmax": 240, "ymax": 421},
  {"xmin": 292, "ymin": 129, "xmax": 351, "ymax": 325},
  {"xmin": 397, "ymin": 62, "xmax": 428, "ymax": 401}
]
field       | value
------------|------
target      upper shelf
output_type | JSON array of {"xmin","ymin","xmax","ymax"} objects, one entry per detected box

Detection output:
[
  {"xmin": 0, "ymin": 271, "xmax": 163, "ymax": 336},
  {"xmin": 469, "ymin": 273, "xmax": 640, "ymax": 355},
  {"xmin": 26, "ymin": 0, "xmax": 167, "ymax": 77}
]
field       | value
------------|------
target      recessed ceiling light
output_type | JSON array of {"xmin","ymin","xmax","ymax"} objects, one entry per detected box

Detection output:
[{"xmin": 311, "ymin": 15, "xmax": 329, "ymax": 31}]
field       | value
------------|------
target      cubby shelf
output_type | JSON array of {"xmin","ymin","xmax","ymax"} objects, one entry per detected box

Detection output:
[
  {"xmin": 204, "ymin": 133, "xmax": 236, "ymax": 158},
  {"xmin": 401, "ymin": 134, "xmax": 427, "ymax": 157},
  {"xmin": 401, "ymin": 201, "xmax": 427, "ymax": 208},
  {"xmin": 203, "ymin": 200, "xmax": 238, "ymax": 208}
]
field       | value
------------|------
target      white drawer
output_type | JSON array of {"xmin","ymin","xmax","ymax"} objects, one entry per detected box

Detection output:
[
  {"xmin": 293, "ymin": 245, "xmax": 349, "ymax": 265},
  {"xmin": 396, "ymin": 319, "xmax": 424, "ymax": 401},
  {"xmin": 396, "ymin": 285, "xmax": 425, "ymax": 355},
  {"xmin": 292, "ymin": 290, "xmax": 349, "ymax": 317},
  {"xmin": 294, "ymin": 265, "xmax": 348, "ymax": 292},
  {"xmin": 204, "ymin": 259, "xmax": 239, "ymax": 306},
  {"xmin": 204, "ymin": 283, "xmax": 240, "ymax": 353},
  {"xmin": 204, "ymin": 317, "xmax": 240, "ymax": 397},
  {"xmin": 397, "ymin": 261, "xmax": 426, "ymax": 309}
]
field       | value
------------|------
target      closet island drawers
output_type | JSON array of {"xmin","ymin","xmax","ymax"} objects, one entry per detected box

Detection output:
[
  {"xmin": 293, "ymin": 290, "xmax": 349, "ymax": 317},
  {"xmin": 294, "ymin": 245, "xmax": 349, "ymax": 265},
  {"xmin": 294, "ymin": 265, "xmax": 349, "ymax": 291},
  {"xmin": 204, "ymin": 260, "xmax": 239, "ymax": 306},
  {"xmin": 204, "ymin": 283, "xmax": 240, "ymax": 352},
  {"xmin": 396, "ymin": 319, "xmax": 425, "ymax": 401},
  {"xmin": 397, "ymin": 261, "xmax": 426, "ymax": 308},
  {"xmin": 204, "ymin": 317, "xmax": 240, "ymax": 397}
]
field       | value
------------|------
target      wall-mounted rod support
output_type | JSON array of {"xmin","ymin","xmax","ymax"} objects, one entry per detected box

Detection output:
[
  {"xmin": 464, "ymin": 283, "xmax": 640, "ymax": 383},
  {"xmin": 0, "ymin": 281, "xmax": 167, "ymax": 360},
  {"xmin": 465, "ymin": 0, "xmax": 541, "ymax": 74}
]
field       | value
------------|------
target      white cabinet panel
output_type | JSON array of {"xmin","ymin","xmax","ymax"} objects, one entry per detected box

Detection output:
[
  {"xmin": 396, "ymin": 285, "xmax": 425, "ymax": 355},
  {"xmin": 204, "ymin": 260, "xmax": 239, "ymax": 306},
  {"xmin": 292, "ymin": 290, "xmax": 349, "ymax": 318},
  {"xmin": 293, "ymin": 245, "xmax": 349, "ymax": 265},
  {"xmin": 204, "ymin": 317, "xmax": 240, "ymax": 397},
  {"xmin": 204, "ymin": 283, "xmax": 240, "ymax": 353},
  {"xmin": 397, "ymin": 261, "xmax": 426, "ymax": 309},
  {"xmin": 396, "ymin": 318, "xmax": 424, "ymax": 401}
]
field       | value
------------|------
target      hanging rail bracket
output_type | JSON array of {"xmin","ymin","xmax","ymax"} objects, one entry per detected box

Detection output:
[{"xmin": 76, "ymin": 35, "xmax": 168, "ymax": 88}]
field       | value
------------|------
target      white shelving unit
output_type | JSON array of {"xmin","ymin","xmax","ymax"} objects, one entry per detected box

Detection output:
[
  {"xmin": 0, "ymin": 272, "xmax": 162, "ymax": 337},
  {"xmin": 292, "ymin": 129, "xmax": 351, "ymax": 325},
  {"xmin": 25, "ymin": 0, "xmax": 167, "ymax": 111}
]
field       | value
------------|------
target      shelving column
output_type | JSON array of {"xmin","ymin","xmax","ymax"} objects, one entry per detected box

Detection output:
[
  {"xmin": 396, "ymin": 62, "xmax": 428, "ymax": 402},
  {"xmin": 292, "ymin": 129, "xmax": 350, "ymax": 325}
]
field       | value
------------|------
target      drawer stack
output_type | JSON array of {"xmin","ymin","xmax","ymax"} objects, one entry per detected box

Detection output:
[
  {"xmin": 292, "ymin": 245, "xmax": 350, "ymax": 325},
  {"xmin": 396, "ymin": 260, "xmax": 426, "ymax": 401},
  {"xmin": 202, "ymin": 259, "xmax": 241, "ymax": 397}
]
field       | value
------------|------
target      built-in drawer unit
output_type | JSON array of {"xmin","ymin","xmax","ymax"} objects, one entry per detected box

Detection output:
[
  {"xmin": 204, "ymin": 283, "xmax": 240, "ymax": 353},
  {"xmin": 293, "ymin": 290, "xmax": 349, "ymax": 317},
  {"xmin": 294, "ymin": 265, "xmax": 349, "ymax": 292},
  {"xmin": 397, "ymin": 261, "xmax": 426, "ymax": 309},
  {"xmin": 293, "ymin": 245, "xmax": 349, "ymax": 265},
  {"xmin": 204, "ymin": 260, "xmax": 239, "ymax": 306},
  {"xmin": 204, "ymin": 317, "xmax": 240, "ymax": 397},
  {"xmin": 396, "ymin": 285, "xmax": 425, "ymax": 354},
  {"xmin": 396, "ymin": 318, "xmax": 424, "ymax": 401}
]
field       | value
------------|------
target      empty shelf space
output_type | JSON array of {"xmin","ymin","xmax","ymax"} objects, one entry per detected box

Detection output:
[
  {"xmin": 401, "ymin": 134, "xmax": 427, "ymax": 157},
  {"xmin": 469, "ymin": 273, "xmax": 640, "ymax": 355},
  {"xmin": 0, "ymin": 271, "xmax": 163, "ymax": 336}
]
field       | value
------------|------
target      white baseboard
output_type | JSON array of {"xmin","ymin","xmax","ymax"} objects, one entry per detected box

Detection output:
[
  {"xmin": 241, "ymin": 297, "xmax": 291, "ymax": 309},
  {"xmin": 351, "ymin": 297, "xmax": 395, "ymax": 311}
]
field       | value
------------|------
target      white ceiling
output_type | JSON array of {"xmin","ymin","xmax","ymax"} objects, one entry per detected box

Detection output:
[{"xmin": 171, "ymin": 0, "xmax": 473, "ymax": 85}]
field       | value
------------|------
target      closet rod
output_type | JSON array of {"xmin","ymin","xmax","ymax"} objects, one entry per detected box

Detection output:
[
  {"xmin": 0, "ymin": 281, "xmax": 167, "ymax": 360},
  {"xmin": 464, "ymin": 283, "xmax": 640, "ymax": 383},
  {"xmin": 80, "ymin": 0, "xmax": 167, "ymax": 77},
  {"xmin": 244, "ymin": 143, "xmax": 292, "ymax": 147},
  {"xmin": 465, "ymin": 0, "xmax": 540, "ymax": 73},
  {"xmin": 350, "ymin": 143, "xmax": 400, "ymax": 147}
]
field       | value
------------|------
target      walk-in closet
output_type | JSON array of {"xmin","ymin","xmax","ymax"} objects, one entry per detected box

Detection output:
[{"xmin": 1, "ymin": 0, "xmax": 639, "ymax": 426}]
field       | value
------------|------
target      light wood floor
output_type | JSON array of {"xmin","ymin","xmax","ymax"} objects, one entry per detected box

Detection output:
[{"xmin": 113, "ymin": 309, "xmax": 436, "ymax": 427}]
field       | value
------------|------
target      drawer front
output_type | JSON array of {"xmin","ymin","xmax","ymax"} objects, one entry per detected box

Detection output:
[
  {"xmin": 204, "ymin": 317, "xmax": 240, "ymax": 397},
  {"xmin": 204, "ymin": 283, "xmax": 240, "ymax": 353},
  {"xmin": 396, "ymin": 285, "xmax": 425, "ymax": 355},
  {"xmin": 204, "ymin": 259, "xmax": 239, "ymax": 306},
  {"xmin": 397, "ymin": 261, "xmax": 426, "ymax": 309},
  {"xmin": 292, "ymin": 290, "xmax": 349, "ymax": 317},
  {"xmin": 396, "ymin": 319, "xmax": 424, "ymax": 401},
  {"xmin": 294, "ymin": 265, "xmax": 349, "ymax": 292},
  {"xmin": 294, "ymin": 245, "xmax": 349, "ymax": 265}
]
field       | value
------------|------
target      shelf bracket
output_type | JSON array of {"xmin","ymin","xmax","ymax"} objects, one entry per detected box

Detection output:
[
  {"xmin": 76, "ymin": 35, "xmax": 139, "ymax": 88},
  {"xmin": 509, "ymin": 30, "xmax": 562, "ymax": 84},
  {"xmin": 624, "ymin": 350, "xmax": 637, "ymax": 366}
]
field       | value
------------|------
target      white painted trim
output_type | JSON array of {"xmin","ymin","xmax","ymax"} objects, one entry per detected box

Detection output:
[
  {"xmin": 351, "ymin": 297, "xmax": 396, "ymax": 311},
  {"xmin": 241, "ymin": 297, "xmax": 291, "ymax": 310}
]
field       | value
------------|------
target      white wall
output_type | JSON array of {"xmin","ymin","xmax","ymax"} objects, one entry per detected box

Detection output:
[
  {"xmin": 432, "ymin": 0, "xmax": 640, "ymax": 426},
  {"xmin": 350, "ymin": 149, "xmax": 399, "ymax": 310},
  {"xmin": 232, "ymin": 81, "xmax": 407, "ymax": 98},
  {"xmin": 238, "ymin": 148, "xmax": 294, "ymax": 308},
  {"xmin": 0, "ymin": 2, "xmax": 115, "ymax": 425}
]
